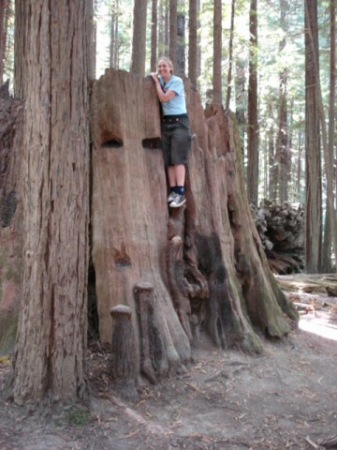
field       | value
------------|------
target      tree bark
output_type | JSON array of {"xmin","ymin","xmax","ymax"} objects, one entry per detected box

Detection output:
[
  {"xmin": 169, "ymin": 0, "xmax": 177, "ymax": 68},
  {"xmin": 276, "ymin": 0, "xmax": 289, "ymax": 204},
  {"xmin": 0, "ymin": 86, "xmax": 24, "ymax": 355},
  {"xmin": 304, "ymin": 0, "xmax": 322, "ymax": 273},
  {"xmin": 235, "ymin": 56, "xmax": 246, "ymax": 161},
  {"xmin": 176, "ymin": 13, "xmax": 185, "ymax": 77},
  {"xmin": 322, "ymin": 0, "xmax": 336, "ymax": 272},
  {"xmin": 0, "ymin": 0, "xmax": 7, "ymax": 84},
  {"xmin": 14, "ymin": 0, "xmax": 27, "ymax": 98},
  {"xmin": 11, "ymin": 0, "xmax": 90, "ymax": 404},
  {"xmin": 225, "ymin": 0, "xmax": 236, "ymax": 111},
  {"xmin": 212, "ymin": 0, "xmax": 222, "ymax": 105},
  {"xmin": 130, "ymin": 0, "xmax": 147, "ymax": 76},
  {"xmin": 109, "ymin": 1, "xmax": 118, "ymax": 69},
  {"xmin": 188, "ymin": 0, "xmax": 198, "ymax": 88},
  {"xmin": 247, "ymin": 0, "xmax": 259, "ymax": 205},
  {"xmin": 150, "ymin": 0, "xmax": 158, "ymax": 72}
]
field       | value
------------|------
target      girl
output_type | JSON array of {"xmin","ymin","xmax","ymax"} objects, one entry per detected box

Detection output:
[{"xmin": 151, "ymin": 57, "xmax": 191, "ymax": 208}]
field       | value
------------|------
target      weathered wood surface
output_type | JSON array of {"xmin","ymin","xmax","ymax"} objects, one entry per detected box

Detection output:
[
  {"xmin": 0, "ymin": 85, "xmax": 24, "ymax": 354},
  {"xmin": 91, "ymin": 69, "xmax": 298, "ymax": 381}
]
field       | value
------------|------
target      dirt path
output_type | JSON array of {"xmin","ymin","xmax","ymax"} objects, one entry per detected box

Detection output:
[{"xmin": 1, "ymin": 276, "xmax": 337, "ymax": 450}]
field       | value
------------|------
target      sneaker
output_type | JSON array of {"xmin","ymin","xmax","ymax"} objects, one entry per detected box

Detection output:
[
  {"xmin": 170, "ymin": 194, "xmax": 186, "ymax": 208},
  {"xmin": 167, "ymin": 191, "xmax": 178, "ymax": 203}
]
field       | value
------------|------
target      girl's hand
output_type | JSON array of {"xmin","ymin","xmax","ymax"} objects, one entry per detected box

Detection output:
[{"xmin": 150, "ymin": 72, "xmax": 159, "ymax": 81}]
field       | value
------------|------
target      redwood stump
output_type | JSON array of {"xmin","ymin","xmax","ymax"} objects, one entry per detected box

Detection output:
[
  {"xmin": 134, "ymin": 282, "xmax": 168, "ymax": 384},
  {"xmin": 110, "ymin": 305, "xmax": 138, "ymax": 400}
]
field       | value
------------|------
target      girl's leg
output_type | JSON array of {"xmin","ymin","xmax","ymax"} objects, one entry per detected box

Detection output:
[
  {"xmin": 174, "ymin": 164, "xmax": 185, "ymax": 187},
  {"xmin": 167, "ymin": 165, "xmax": 176, "ymax": 187}
]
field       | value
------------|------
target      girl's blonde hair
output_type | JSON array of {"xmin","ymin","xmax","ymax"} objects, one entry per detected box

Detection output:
[{"xmin": 158, "ymin": 56, "xmax": 174, "ymax": 74}]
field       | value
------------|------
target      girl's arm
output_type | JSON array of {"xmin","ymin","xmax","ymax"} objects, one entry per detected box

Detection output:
[{"xmin": 150, "ymin": 74, "xmax": 176, "ymax": 103}]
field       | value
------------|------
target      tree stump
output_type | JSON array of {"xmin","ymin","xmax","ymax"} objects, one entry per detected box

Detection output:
[
  {"xmin": 110, "ymin": 305, "xmax": 138, "ymax": 400},
  {"xmin": 134, "ymin": 282, "xmax": 168, "ymax": 384},
  {"xmin": 91, "ymin": 69, "xmax": 298, "ymax": 383}
]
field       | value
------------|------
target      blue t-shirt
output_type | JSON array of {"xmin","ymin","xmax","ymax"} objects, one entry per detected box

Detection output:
[{"xmin": 158, "ymin": 75, "xmax": 187, "ymax": 116}]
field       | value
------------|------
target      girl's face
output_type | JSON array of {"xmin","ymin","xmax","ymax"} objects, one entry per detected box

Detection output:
[{"xmin": 158, "ymin": 60, "xmax": 172, "ymax": 78}]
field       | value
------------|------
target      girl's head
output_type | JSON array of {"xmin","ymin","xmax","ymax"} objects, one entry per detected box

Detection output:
[{"xmin": 157, "ymin": 57, "xmax": 174, "ymax": 75}]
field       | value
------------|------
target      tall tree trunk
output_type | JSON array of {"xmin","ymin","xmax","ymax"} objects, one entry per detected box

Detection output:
[
  {"xmin": 188, "ymin": 0, "xmax": 198, "ymax": 88},
  {"xmin": 14, "ymin": 0, "xmax": 27, "ymax": 98},
  {"xmin": 235, "ymin": 56, "xmax": 246, "ymax": 162},
  {"xmin": 213, "ymin": 0, "xmax": 222, "ymax": 105},
  {"xmin": 277, "ymin": 0, "xmax": 288, "ymax": 204},
  {"xmin": 150, "ymin": 0, "xmax": 158, "ymax": 72},
  {"xmin": 304, "ymin": 0, "xmax": 322, "ymax": 273},
  {"xmin": 247, "ymin": 0, "xmax": 259, "ymax": 205},
  {"xmin": 169, "ymin": 0, "xmax": 177, "ymax": 68},
  {"xmin": 164, "ymin": 0, "xmax": 169, "ymax": 56},
  {"xmin": 109, "ymin": 2, "xmax": 117, "ymax": 68},
  {"xmin": 176, "ymin": 13, "xmax": 185, "ymax": 77},
  {"xmin": 276, "ymin": 70, "xmax": 288, "ymax": 204},
  {"xmin": 87, "ymin": 0, "xmax": 96, "ymax": 79},
  {"xmin": 323, "ymin": 0, "xmax": 336, "ymax": 272},
  {"xmin": 225, "ymin": 0, "xmax": 236, "ymax": 111},
  {"xmin": 130, "ymin": 0, "xmax": 147, "ymax": 76},
  {"xmin": 268, "ymin": 123, "xmax": 277, "ymax": 203},
  {"xmin": 296, "ymin": 129, "xmax": 303, "ymax": 203},
  {"xmin": 12, "ymin": 0, "xmax": 90, "ymax": 405},
  {"xmin": 0, "ymin": 0, "xmax": 7, "ymax": 83}
]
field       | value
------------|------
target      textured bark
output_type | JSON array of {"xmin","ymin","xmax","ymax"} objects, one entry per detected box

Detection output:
[
  {"xmin": 110, "ymin": 305, "xmax": 138, "ymax": 400},
  {"xmin": 247, "ymin": 0, "xmax": 259, "ymax": 205},
  {"xmin": 225, "ymin": 0, "xmax": 236, "ymax": 111},
  {"xmin": 268, "ymin": 123, "xmax": 277, "ymax": 203},
  {"xmin": 0, "ymin": 0, "xmax": 7, "ymax": 83},
  {"xmin": 150, "ymin": 0, "xmax": 158, "ymax": 72},
  {"xmin": 12, "ymin": 0, "xmax": 90, "ymax": 404},
  {"xmin": 322, "ymin": 0, "xmax": 336, "ymax": 272},
  {"xmin": 235, "ymin": 56, "xmax": 246, "ymax": 159},
  {"xmin": 169, "ymin": 0, "xmax": 177, "ymax": 68},
  {"xmin": 213, "ymin": 0, "xmax": 222, "ymax": 105},
  {"xmin": 14, "ymin": 0, "xmax": 27, "ymax": 99},
  {"xmin": 188, "ymin": 0, "xmax": 198, "ymax": 88},
  {"xmin": 109, "ymin": 1, "xmax": 118, "ymax": 69},
  {"xmin": 91, "ymin": 69, "xmax": 298, "ymax": 384},
  {"xmin": 176, "ymin": 13, "xmax": 185, "ymax": 77},
  {"xmin": 276, "ymin": 0, "xmax": 289, "ymax": 204},
  {"xmin": 86, "ymin": 0, "xmax": 95, "ymax": 79},
  {"xmin": 276, "ymin": 71, "xmax": 288, "ymax": 204},
  {"xmin": 0, "ymin": 86, "xmax": 24, "ymax": 355},
  {"xmin": 130, "ymin": 0, "xmax": 147, "ymax": 76},
  {"xmin": 304, "ymin": 0, "xmax": 322, "ymax": 273}
]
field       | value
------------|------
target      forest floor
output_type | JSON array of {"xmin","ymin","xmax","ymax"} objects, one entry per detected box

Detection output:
[{"xmin": 1, "ymin": 274, "xmax": 337, "ymax": 450}]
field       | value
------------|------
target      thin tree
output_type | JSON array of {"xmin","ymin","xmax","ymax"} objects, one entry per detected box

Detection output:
[
  {"xmin": 176, "ymin": 13, "xmax": 185, "ymax": 77},
  {"xmin": 130, "ymin": 0, "xmax": 147, "ymax": 76},
  {"xmin": 323, "ymin": 0, "xmax": 336, "ymax": 272},
  {"xmin": 247, "ymin": 0, "xmax": 259, "ymax": 205},
  {"xmin": 304, "ymin": 0, "xmax": 322, "ymax": 273},
  {"xmin": 150, "ymin": 0, "xmax": 158, "ymax": 71},
  {"xmin": 169, "ymin": 0, "xmax": 177, "ymax": 68},
  {"xmin": 110, "ymin": 0, "xmax": 119, "ymax": 69},
  {"xmin": 213, "ymin": 0, "xmax": 222, "ymax": 105},
  {"xmin": 14, "ymin": 0, "xmax": 26, "ymax": 98},
  {"xmin": 188, "ymin": 0, "xmax": 198, "ymax": 88},
  {"xmin": 225, "ymin": 0, "xmax": 236, "ymax": 110},
  {"xmin": 276, "ymin": 0, "xmax": 289, "ymax": 204},
  {"xmin": 11, "ymin": 0, "xmax": 90, "ymax": 404},
  {"xmin": 0, "ymin": 0, "xmax": 8, "ymax": 83}
]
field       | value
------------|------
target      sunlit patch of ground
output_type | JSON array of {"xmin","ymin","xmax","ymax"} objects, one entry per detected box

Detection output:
[{"xmin": 299, "ymin": 311, "xmax": 337, "ymax": 341}]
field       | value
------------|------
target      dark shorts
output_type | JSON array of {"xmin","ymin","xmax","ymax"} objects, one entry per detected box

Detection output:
[{"xmin": 161, "ymin": 115, "xmax": 191, "ymax": 166}]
